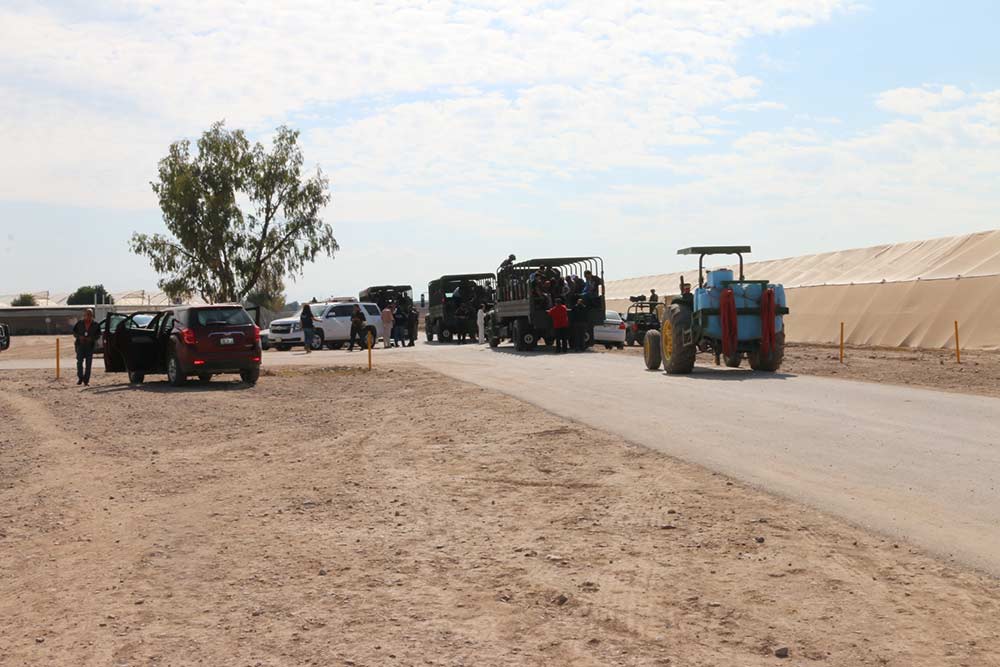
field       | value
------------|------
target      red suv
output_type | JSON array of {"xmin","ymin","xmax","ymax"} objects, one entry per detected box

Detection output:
[{"xmin": 103, "ymin": 305, "xmax": 262, "ymax": 386}]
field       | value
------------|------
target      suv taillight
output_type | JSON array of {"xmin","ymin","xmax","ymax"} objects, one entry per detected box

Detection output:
[
  {"xmin": 253, "ymin": 325, "xmax": 261, "ymax": 342},
  {"xmin": 181, "ymin": 328, "xmax": 197, "ymax": 345}
]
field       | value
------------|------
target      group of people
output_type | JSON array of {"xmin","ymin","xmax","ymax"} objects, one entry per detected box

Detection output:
[
  {"xmin": 545, "ymin": 298, "xmax": 593, "ymax": 353},
  {"xmin": 380, "ymin": 302, "xmax": 419, "ymax": 349},
  {"xmin": 497, "ymin": 255, "xmax": 604, "ymax": 312}
]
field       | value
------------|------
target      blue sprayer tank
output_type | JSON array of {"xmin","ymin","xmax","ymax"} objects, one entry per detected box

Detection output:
[{"xmin": 694, "ymin": 269, "xmax": 787, "ymax": 341}]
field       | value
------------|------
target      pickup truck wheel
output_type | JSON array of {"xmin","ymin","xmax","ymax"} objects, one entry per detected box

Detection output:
[
  {"xmin": 240, "ymin": 368, "xmax": 260, "ymax": 385},
  {"xmin": 127, "ymin": 370, "xmax": 145, "ymax": 385},
  {"xmin": 167, "ymin": 352, "xmax": 186, "ymax": 387}
]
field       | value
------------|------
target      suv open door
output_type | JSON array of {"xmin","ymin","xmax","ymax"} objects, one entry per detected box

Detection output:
[{"xmin": 103, "ymin": 312, "xmax": 163, "ymax": 377}]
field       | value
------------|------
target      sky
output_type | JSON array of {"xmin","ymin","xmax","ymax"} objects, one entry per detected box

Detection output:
[{"xmin": 1, "ymin": 1, "xmax": 999, "ymax": 303}]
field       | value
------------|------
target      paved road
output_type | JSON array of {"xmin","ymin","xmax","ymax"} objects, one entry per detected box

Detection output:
[{"xmin": 6, "ymin": 342, "xmax": 1000, "ymax": 574}]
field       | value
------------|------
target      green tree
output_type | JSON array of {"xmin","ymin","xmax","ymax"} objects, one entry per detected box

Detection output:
[
  {"xmin": 244, "ymin": 275, "xmax": 286, "ymax": 312},
  {"xmin": 131, "ymin": 121, "xmax": 337, "ymax": 303},
  {"xmin": 11, "ymin": 293, "xmax": 37, "ymax": 307},
  {"xmin": 67, "ymin": 284, "xmax": 114, "ymax": 306}
]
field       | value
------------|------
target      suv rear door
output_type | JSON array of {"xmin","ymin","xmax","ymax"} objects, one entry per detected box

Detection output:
[{"xmin": 187, "ymin": 306, "xmax": 257, "ymax": 356}]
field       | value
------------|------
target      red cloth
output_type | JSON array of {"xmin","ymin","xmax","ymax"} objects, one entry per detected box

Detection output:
[{"xmin": 548, "ymin": 304, "xmax": 569, "ymax": 329}]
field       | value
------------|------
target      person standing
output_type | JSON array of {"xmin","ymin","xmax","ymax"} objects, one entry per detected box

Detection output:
[
  {"xmin": 649, "ymin": 289, "xmax": 659, "ymax": 304},
  {"xmin": 300, "ymin": 303, "xmax": 316, "ymax": 354},
  {"xmin": 380, "ymin": 304, "xmax": 394, "ymax": 349},
  {"xmin": 476, "ymin": 304, "xmax": 487, "ymax": 345},
  {"xmin": 407, "ymin": 306, "xmax": 419, "ymax": 347},
  {"xmin": 393, "ymin": 304, "xmax": 407, "ymax": 348},
  {"xmin": 72, "ymin": 308, "xmax": 101, "ymax": 386},
  {"xmin": 547, "ymin": 299, "xmax": 569, "ymax": 353},
  {"xmin": 348, "ymin": 304, "xmax": 366, "ymax": 351},
  {"xmin": 569, "ymin": 298, "xmax": 589, "ymax": 352}
]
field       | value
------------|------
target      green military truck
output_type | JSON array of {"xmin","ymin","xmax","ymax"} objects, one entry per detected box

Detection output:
[
  {"xmin": 487, "ymin": 256, "xmax": 605, "ymax": 351},
  {"xmin": 426, "ymin": 273, "xmax": 496, "ymax": 342},
  {"xmin": 358, "ymin": 285, "xmax": 414, "ymax": 310}
]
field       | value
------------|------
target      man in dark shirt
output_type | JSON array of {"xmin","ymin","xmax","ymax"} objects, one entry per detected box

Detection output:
[
  {"xmin": 407, "ymin": 306, "xmax": 419, "ymax": 347},
  {"xmin": 569, "ymin": 299, "xmax": 590, "ymax": 352},
  {"xmin": 348, "ymin": 305, "xmax": 366, "ymax": 351},
  {"xmin": 72, "ymin": 308, "xmax": 101, "ymax": 386}
]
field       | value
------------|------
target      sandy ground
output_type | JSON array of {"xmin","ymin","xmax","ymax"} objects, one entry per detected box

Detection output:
[
  {"xmin": 6, "ymin": 334, "xmax": 1000, "ymax": 398},
  {"xmin": 2, "ymin": 366, "xmax": 1000, "ymax": 666},
  {"xmin": 604, "ymin": 339, "xmax": 1000, "ymax": 398}
]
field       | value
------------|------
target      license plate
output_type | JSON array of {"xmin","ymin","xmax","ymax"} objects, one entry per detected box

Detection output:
[{"xmin": 219, "ymin": 337, "xmax": 235, "ymax": 345}]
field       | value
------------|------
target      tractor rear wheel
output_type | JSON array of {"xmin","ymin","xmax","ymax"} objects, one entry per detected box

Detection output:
[
  {"xmin": 643, "ymin": 329, "xmax": 662, "ymax": 370},
  {"xmin": 663, "ymin": 304, "xmax": 696, "ymax": 375},
  {"xmin": 749, "ymin": 331, "xmax": 785, "ymax": 372},
  {"xmin": 724, "ymin": 353, "xmax": 742, "ymax": 368}
]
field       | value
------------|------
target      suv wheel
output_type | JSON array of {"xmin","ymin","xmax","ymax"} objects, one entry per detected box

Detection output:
[
  {"xmin": 128, "ymin": 370, "xmax": 145, "ymax": 385},
  {"xmin": 167, "ymin": 352, "xmax": 186, "ymax": 387},
  {"xmin": 240, "ymin": 368, "xmax": 260, "ymax": 385},
  {"xmin": 310, "ymin": 330, "xmax": 325, "ymax": 351}
]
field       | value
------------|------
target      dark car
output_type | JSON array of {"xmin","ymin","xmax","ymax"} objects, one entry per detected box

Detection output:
[
  {"xmin": 103, "ymin": 305, "xmax": 262, "ymax": 386},
  {"xmin": 0, "ymin": 322, "xmax": 10, "ymax": 352}
]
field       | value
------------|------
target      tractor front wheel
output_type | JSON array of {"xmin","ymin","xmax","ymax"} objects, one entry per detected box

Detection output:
[
  {"xmin": 643, "ymin": 329, "xmax": 662, "ymax": 370},
  {"xmin": 749, "ymin": 331, "xmax": 785, "ymax": 372},
  {"xmin": 663, "ymin": 304, "xmax": 696, "ymax": 375}
]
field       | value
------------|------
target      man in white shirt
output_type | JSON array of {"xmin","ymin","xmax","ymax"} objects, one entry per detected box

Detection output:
[{"xmin": 477, "ymin": 304, "xmax": 487, "ymax": 344}]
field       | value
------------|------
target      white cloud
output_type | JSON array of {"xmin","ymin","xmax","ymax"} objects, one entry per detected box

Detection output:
[
  {"xmin": 876, "ymin": 85, "xmax": 967, "ymax": 115},
  {"xmin": 727, "ymin": 101, "xmax": 788, "ymax": 112}
]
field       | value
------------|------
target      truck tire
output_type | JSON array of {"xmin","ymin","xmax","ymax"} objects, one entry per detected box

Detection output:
[
  {"xmin": 425, "ymin": 321, "xmax": 434, "ymax": 342},
  {"xmin": 513, "ymin": 318, "xmax": 536, "ymax": 351},
  {"xmin": 724, "ymin": 353, "xmax": 742, "ymax": 368},
  {"xmin": 663, "ymin": 304, "xmax": 696, "ymax": 375},
  {"xmin": 643, "ymin": 329, "xmax": 662, "ymax": 370},
  {"xmin": 438, "ymin": 321, "xmax": 453, "ymax": 343},
  {"xmin": 625, "ymin": 328, "xmax": 635, "ymax": 346},
  {"xmin": 310, "ymin": 330, "xmax": 325, "ymax": 351},
  {"xmin": 749, "ymin": 331, "xmax": 785, "ymax": 372},
  {"xmin": 240, "ymin": 367, "xmax": 260, "ymax": 385},
  {"xmin": 128, "ymin": 370, "xmax": 145, "ymax": 385}
]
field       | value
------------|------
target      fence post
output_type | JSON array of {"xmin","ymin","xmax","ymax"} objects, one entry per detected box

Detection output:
[
  {"xmin": 955, "ymin": 320, "xmax": 961, "ymax": 364},
  {"xmin": 839, "ymin": 322, "xmax": 844, "ymax": 364},
  {"xmin": 367, "ymin": 330, "xmax": 373, "ymax": 371}
]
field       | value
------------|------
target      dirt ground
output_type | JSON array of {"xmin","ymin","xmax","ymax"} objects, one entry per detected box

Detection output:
[
  {"xmin": 7, "ymin": 334, "xmax": 1000, "ymax": 398},
  {"xmin": 606, "ymin": 339, "xmax": 1000, "ymax": 398},
  {"xmin": 2, "ymin": 366, "xmax": 1000, "ymax": 666}
]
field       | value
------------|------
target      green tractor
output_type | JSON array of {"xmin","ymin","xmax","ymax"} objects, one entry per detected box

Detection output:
[{"xmin": 644, "ymin": 246, "xmax": 789, "ymax": 374}]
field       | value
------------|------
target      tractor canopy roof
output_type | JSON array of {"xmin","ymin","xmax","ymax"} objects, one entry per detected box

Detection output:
[{"xmin": 677, "ymin": 246, "xmax": 751, "ymax": 256}]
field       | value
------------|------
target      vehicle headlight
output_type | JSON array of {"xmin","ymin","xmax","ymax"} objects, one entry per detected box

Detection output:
[{"xmin": 292, "ymin": 323, "xmax": 301, "ymax": 331}]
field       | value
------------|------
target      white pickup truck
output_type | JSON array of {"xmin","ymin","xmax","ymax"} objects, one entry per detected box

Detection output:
[{"xmin": 267, "ymin": 302, "xmax": 383, "ymax": 350}]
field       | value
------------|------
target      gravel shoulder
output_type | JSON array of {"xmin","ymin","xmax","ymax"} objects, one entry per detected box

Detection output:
[
  {"xmin": 604, "ymin": 339, "xmax": 1000, "ymax": 398},
  {"xmin": 2, "ymin": 366, "xmax": 999, "ymax": 666}
]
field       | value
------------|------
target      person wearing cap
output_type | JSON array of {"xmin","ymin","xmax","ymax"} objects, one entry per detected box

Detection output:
[{"xmin": 72, "ymin": 308, "xmax": 101, "ymax": 386}]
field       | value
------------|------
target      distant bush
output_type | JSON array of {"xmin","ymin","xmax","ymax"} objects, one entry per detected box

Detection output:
[{"xmin": 11, "ymin": 294, "xmax": 37, "ymax": 307}]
